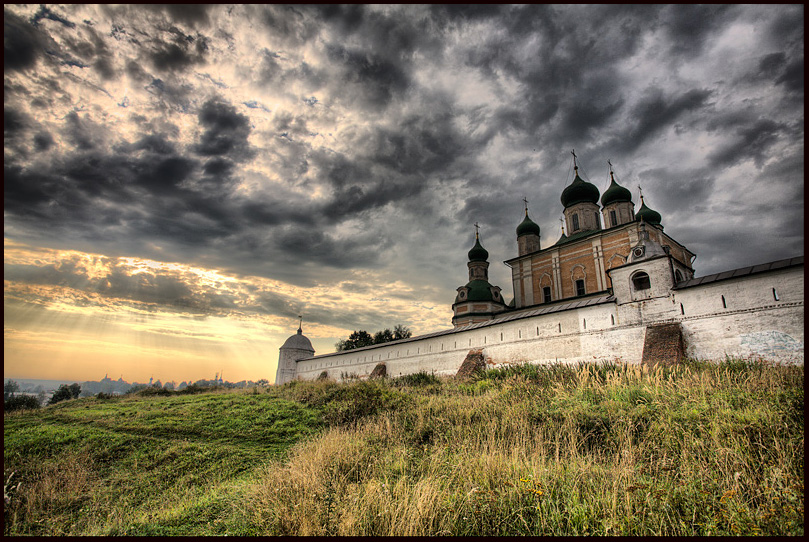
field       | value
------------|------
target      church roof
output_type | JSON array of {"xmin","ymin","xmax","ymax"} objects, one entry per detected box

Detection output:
[
  {"xmin": 601, "ymin": 175, "xmax": 633, "ymax": 206},
  {"xmin": 553, "ymin": 228, "xmax": 599, "ymax": 246},
  {"xmin": 281, "ymin": 328, "xmax": 315, "ymax": 352},
  {"xmin": 516, "ymin": 213, "xmax": 540, "ymax": 237},
  {"xmin": 467, "ymin": 236, "xmax": 489, "ymax": 262},
  {"xmin": 674, "ymin": 256, "xmax": 803, "ymax": 289},
  {"xmin": 561, "ymin": 171, "xmax": 600, "ymax": 208},
  {"xmin": 463, "ymin": 279, "xmax": 499, "ymax": 301},
  {"xmin": 635, "ymin": 198, "xmax": 662, "ymax": 226}
]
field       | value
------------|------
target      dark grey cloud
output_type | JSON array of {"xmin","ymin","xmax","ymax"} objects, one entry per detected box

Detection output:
[
  {"xmin": 148, "ymin": 32, "xmax": 208, "ymax": 73},
  {"xmin": 193, "ymin": 98, "xmax": 254, "ymax": 160},
  {"xmin": 33, "ymin": 131, "xmax": 55, "ymax": 152},
  {"xmin": 707, "ymin": 119, "xmax": 788, "ymax": 169},
  {"xmin": 660, "ymin": 4, "xmax": 738, "ymax": 59},
  {"xmin": 4, "ymin": 9, "xmax": 48, "ymax": 72},
  {"xmin": 638, "ymin": 167, "xmax": 715, "ymax": 215},
  {"xmin": 776, "ymin": 57, "xmax": 804, "ymax": 93},
  {"xmin": 326, "ymin": 44, "xmax": 411, "ymax": 110},
  {"xmin": 606, "ymin": 88, "xmax": 714, "ymax": 155}
]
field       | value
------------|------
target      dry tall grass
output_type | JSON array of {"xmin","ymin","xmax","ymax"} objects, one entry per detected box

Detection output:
[{"xmin": 243, "ymin": 361, "xmax": 804, "ymax": 536}]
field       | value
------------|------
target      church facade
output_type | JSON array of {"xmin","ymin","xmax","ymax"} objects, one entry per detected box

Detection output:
[{"xmin": 275, "ymin": 159, "xmax": 804, "ymax": 384}]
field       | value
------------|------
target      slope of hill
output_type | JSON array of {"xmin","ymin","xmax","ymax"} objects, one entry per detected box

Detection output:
[{"xmin": 4, "ymin": 359, "xmax": 804, "ymax": 536}]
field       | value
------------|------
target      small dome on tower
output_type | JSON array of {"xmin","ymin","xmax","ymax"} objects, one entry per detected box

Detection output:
[
  {"xmin": 281, "ymin": 326, "xmax": 314, "ymax": 352},
  {"xmin": 467, "ymin": 236, "xmax": 489, "ymax": 262},
  {"xmin": 561, "ymin": 171, "xmax": 600, "ymax": 208},
  {"xmin": 601, "ymin": 173, "xmax": 632, "ymax": 206},
  {"xmin": 516, "ymin": 213, "xmax": 540, "ymax": 237},
  {"xmin": 635, "ymin": 197, "xmax": 662, "ymax": 226}
]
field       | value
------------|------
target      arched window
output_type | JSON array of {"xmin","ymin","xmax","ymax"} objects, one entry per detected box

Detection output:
[
  {"xmin": 575, "ymin": 279, "xmax": 586, "ymax": 296},
  {"xmin": 631, "ymin": 272, "xmax": 651, "ymax": 291},
  {"xmin": 610, "ymin": 209, "xmax": 617, "ymax": 227},
  {"xmin": 543, "ymin": 286, "xmax": 552, "ymax": 303},
  {"xmin": 674, "ymin": 269, "xmax": 684, "ymax": 283},
  {"xmin": 572, "ymin": 213, "xmax": 580, "ymax": 231}
]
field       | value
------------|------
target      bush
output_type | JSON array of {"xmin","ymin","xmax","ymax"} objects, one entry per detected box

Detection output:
[
  {"xmin": 177, "ymin": 383, "xmax": 218, "ymax": 395},
  {"xmin": 4, "ymin": 395, "xmax": 41, "ymax": 412},
  {"xmin": 391, "ymin": 370, "xmax": 442, "ymax": 388},
  {"xmin": 320, "ymin": 381, "xmax": 411, "ymax": 426},
  {"xmin": 48, "ymin": 383, "xmax": 81, "ymax": 405},
  {"xmin": 136, "ymin": 386, "xmax": 172, "ymax": 397}
]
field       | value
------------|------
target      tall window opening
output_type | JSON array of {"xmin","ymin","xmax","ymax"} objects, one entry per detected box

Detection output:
[
  {"xmin": 721, "ymin": 295, "xmax": 727, "ymax": 308},
  {"xmin": 543, "ymin": 286, "xmax": 552, "ymax": 303},
  {"xmin": 674, "ymin": 269, "xmax": 684, "ymax": 283},
  {"xmin": 575, "ymin": 279, "xmax": 586, "ymax": 296},
  {"xmin": 680, "ymin": 303, "xmax": 685, "ymax": 315},
  {"xmin": 631, "ymin": 272, "xmax": 651, "ymax": 291},
  {"xmin": 594, "ymin": 212, "xmax": 600, "ymax": 228},
  {"xmin": 610, "ymin": 209, "xmax": 617, "ymax": 227},
  {"xmin": 611, "ymin": 314, "xmax": 615, "ymax": 325},
  {"xmin": 773, "ymin": 288, "xmax": 779, "ymax": 301},
  {"xmin": 572, "ymin": 213, "xmax": 580, "ymax": 231}
]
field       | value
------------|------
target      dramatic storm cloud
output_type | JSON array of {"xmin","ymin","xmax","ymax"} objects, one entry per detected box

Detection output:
[{"xmin": 4, "ymin": 5, "xmax": 803, "ymax": 382}]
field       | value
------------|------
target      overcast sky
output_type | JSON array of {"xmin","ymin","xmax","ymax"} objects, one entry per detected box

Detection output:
[{"xmin": 4, "ymin": 5, "xmax": 804, "ymax": 383}]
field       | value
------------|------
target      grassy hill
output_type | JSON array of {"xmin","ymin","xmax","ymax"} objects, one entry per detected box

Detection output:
[{"xmin": 4, "ymin": 359, "xmax": 804, "ymax": 536}]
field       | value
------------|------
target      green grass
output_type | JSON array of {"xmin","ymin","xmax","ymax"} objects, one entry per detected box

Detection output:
[
  {"xmin": 4, "ymin": 390, "xmax": 321, "ymax": 535},
  {"xmin": 4, "ymin": 359, "xmax": 804, "ymax": 536}
]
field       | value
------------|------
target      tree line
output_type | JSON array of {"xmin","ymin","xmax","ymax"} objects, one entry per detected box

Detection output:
[{"xmin": 335, "ymin": 324, "xmax": 412, "ymax": 351}]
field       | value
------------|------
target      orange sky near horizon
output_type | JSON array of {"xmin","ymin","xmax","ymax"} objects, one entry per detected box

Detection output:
[{"xmin": 3, "ymin": 238, "xmax": 452, "ymax": 383}]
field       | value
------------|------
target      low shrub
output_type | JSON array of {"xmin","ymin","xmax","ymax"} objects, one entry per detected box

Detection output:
[
  {"xmin": 391, "ymin": 371, "xmax": 442, "ymax": 388},
  {"xmin": 4, "ymin": 395, "xmax": 41, "ymax": 412}
]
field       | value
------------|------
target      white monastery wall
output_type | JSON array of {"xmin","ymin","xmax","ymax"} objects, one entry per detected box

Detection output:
[
  {"xmin": 673, "ymin": 268, "xmax": 804, "ymax": 363},
  {"xmin": 290, "ymin": 264, "xmax": 803, "ymax": 382}
]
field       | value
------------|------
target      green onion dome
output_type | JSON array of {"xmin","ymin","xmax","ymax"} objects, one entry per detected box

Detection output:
[
  {"xmin": 560, "ymin": 169, "xmax": 600, "ymax": 208},
  {"xmin": 467, "ymin": 236, "xmax": 489, "ymax": 262},
  {"xmin": 601, "ymin": 174, "xmax": 633, "ymax": 206},
  {"xmin": 635, "ymin": 197, "xmax": 662, "ymax": 226},
  {"xmin": 464, "ymin": 279, "xmax": 497, "ymax": 301},
  {"xmin": 516, "ymin": 213, "xmax": 540, "ymax": 237}
]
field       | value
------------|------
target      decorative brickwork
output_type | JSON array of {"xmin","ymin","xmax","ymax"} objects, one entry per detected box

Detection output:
[{"xmin": 642, "ymin": 323, "xmax": 684, "ymax": 366}]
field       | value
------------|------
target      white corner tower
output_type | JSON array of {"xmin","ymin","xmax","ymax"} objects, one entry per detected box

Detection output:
[{"xmin": 275, "ymin": 317, "xmax": 315, "ymax": 385}]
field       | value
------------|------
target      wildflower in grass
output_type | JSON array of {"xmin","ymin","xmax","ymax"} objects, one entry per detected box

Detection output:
[{"xmin": 519, "ymin": 478, "xmax": 544, "ymax": 496}]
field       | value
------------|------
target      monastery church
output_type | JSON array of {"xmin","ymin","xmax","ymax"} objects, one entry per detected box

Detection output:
[{"xmin": 275, "ymin": 155, "xmax": 804, "ymax": 385}]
